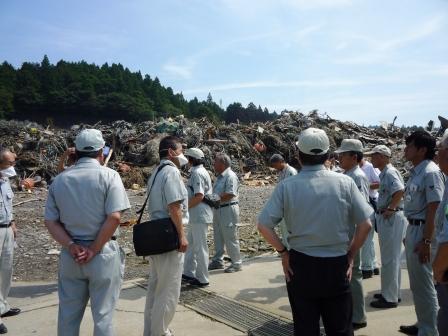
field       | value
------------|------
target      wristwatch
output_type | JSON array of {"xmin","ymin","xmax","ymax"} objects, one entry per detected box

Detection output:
[{"xmin": 423, "ymin": 238, "xmax": 431, "ymax": 245}]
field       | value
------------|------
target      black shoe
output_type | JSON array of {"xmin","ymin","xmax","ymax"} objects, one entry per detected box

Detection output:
[
  {"xmin": 374, "ymin": 267, "xmax": 380, "ymax": 275},
  {"xmin": 189, "ymin": 278, "xmax": 210, "ymax": 288},
  {"xmin": 362, "ymin": 270, "xmax": 373, "ymax": 279},
  {"xmin": 0, "ymin": 308, "xmax": 20, "ymax": 318},
  {"xmin": 373, "ymin": 293, "xmax": 401, "ymax": 302},
  {"xmin": 0, "ymin": 324, "xmax": 7, "ymax": 334},
  {"xmin": 370, "ymin": 298, "xmax": 398, "ymax": 309},
  {"xmin": 353, "ymin": 322, "xmax": 367, "ymax": 330},
  {"xmin": 399, "ymin": 324, "xmax": 418, "ymax": 335},
  {"xmin": 182, "ymin": 274, "xmax": 195, "ymax": 283}
]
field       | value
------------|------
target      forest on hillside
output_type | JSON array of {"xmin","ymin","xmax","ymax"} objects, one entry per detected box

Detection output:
[{"xmin": 0, "ymin": 56, "xmax": 278, "ymax": 126}]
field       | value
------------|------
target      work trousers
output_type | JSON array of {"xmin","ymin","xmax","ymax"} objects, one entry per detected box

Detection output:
[
  {"xmin": 0, "ymin": 227, "xmax": 13, "ymax": 326},
  {"xmin": 286, "ymin": 250, "xmax": 354, "ymax": 336},
  {"xmin": 211, "ymin": 216, "xmax": 241, "ymax": 266},
  {"xmin": 144, "ymin": 250, "xmax": 184, "ymax": 336},
  {"xmin": 183, "ymin": 222, "xmax": 210, "ymax": 283},
  {"xmin": 377, "ymin": 211, "xmax": 407, "ymax": 302},
  {"xmin": 350, "ymin": 251, "xmax": 366, "ymax": 324},
  {"xmin": 58, "ymin": 240, "xmax": 124, "ymax": 336},
  {"xmin": 405, "ymin": 224, "xmax": 439, "ymax": 336},
  {"xmin": 436, "ymin": 283, "xmax": 448, "ymax": 336}
]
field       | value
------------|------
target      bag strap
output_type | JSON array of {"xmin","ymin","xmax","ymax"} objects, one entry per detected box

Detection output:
[{"xmin": 136, "ymin": 163, "xmax": 171, "ymax": 223}]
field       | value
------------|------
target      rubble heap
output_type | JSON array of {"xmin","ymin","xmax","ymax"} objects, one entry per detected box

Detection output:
[{"xmin": 0, "ymin": 111, "xmax": 429, "ymax": 187}]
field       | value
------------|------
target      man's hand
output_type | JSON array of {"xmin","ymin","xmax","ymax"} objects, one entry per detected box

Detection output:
[
  {"xmin": 382, "ymin": 209, "xmax": 395, "ymax": 219},
  {"xmin": 10, "ymin": 221, "xmax": 17, "ymax": 239},
  {"xmin": 414, "ymin": 241, "xmax": 431, "ymax": 264},
  {"xmin": 79, "ymin": 247, "xmax": 98, "ymax": 264},
  {"xmin": 346, "ymin": 252, "xmax": 354, "ymax": 281},
  {"xmin": 178, "ymin": 235, "xmax": 188, "ymax": 253},
  {"xmin": 281, "ymin": 252, "xmax": 294, "ymax": 282},
  {"xmin": 68, "ymin": 243, "xmax": 88, "ymax": 263}
]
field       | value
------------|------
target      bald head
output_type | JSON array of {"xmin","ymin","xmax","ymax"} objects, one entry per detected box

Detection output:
[{"xmin": 0, "ymin": 149, "xmax": 16, "ymax": 170}]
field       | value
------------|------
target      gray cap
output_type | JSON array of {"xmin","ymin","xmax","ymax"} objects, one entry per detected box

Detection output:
[
  {"xmin": 185, "ymin": 147, "xmax": 205, "ymax": 160},
  {"xmin": 334, "ymin": 139, "xmax": 364, "ymax": 153},
  {"xmin": 364, "ymin": 145, "xmax": 391, "ymax": 157},
  {"xmin": 296, "ymin": 128, "xmax": 330, "ymax": 155},
  {"xmin": 75, "ymin": 129, "xmax": 105, "ymax": 152}
]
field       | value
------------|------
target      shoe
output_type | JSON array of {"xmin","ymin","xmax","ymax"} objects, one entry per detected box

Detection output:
[
  {"xmin": 0, "ymin": 308, "xmax": 20, "ymax": 318},
  {"xmin": 373, "ymin": 293, "xmax": 401, "ymax": 302},
  {"xmin": 352, "ymin": 322, "xmax": 367, "ymax": 330},
  {"xmin": 399, "ymin": 324, "xmax": 418, "ymax": 335},
  {"xmin": 370, "ymin": 298, "xmax": 398, "ymax": 309},
  {"xmin": 224, "ymin": 264, "xmax": 242, "ymax": 273},
  {"xmin": 182, "ymin": 274, "xmax": 195, "ymax": 283},
  {"xmin": 208, "ymin": 261, "xmax": 224, "ymax": 270},
  {"xmin": 189, "ymin": 278, "xmax": 210, "ymax": 288},
  {"xmin": 374, "ymin": 267, "xmax": 380, "ymax": 275},
  {"xmin": 0, "ymin": 324, "xmax": 7, "ymax": 334},
  {"xmin": 362, "ymin": 270, "xmax": 373, "ymax": 279}
]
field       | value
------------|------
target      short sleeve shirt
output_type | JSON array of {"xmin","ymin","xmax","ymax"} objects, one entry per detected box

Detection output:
[
  {"xmin": 377, "ymin": 164, "xmax": 405, "ymax": 210},
  {"xmin": 345, "ymin": 166, "xmax": 370, "ymax": 203},
  {"xmin": 146, "ymin": 159, "xmax": 189, "ymax": 225},
  {"xmin": 187, "ymin": 165, "xmax": 213, "ymax": 224},
  {"xmin": 44, "ymin": 157, "xmax": 131, "ymax": 240},
  {"xmin": 213, "ymin": 167, "xmax": 240, "ymax": 225},
  {"xmin": 404, "ymin": 160, "xmax": 444, "ymax": 220},
  {"xmin": 278, "ymin": 164, "xmax": 298, "ymax": 182},
  {"xmin": 258, "ymin": 165, "xmax": 373, "ymax": 257},
  {"xmin": 361, "ymin": 160, "xmax": 380, "ymax": 200},
  {"xmin": 0, "ymin": 178, "xmax": 14, "ymax": 224}
]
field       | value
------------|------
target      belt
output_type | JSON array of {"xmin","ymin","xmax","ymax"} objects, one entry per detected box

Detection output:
[
  {"xmin": 0, "ymin": 223, "xmax": 11, "ymax": 228},
  {"xmin": 408, "ymin": 219, "xmax": 425, "ymax": 226},
  {"xmin": 219, "ymin": 202, "xmax": 238, "ymax": 208},
  {"xmin": 376, "ymin": 208, "xmax": 403, "ymax": 214}
]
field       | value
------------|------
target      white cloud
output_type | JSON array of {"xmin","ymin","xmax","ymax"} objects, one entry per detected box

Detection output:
[{"xmin": 162, "ymin": 63, "xmax": 193, "ymax": 80}]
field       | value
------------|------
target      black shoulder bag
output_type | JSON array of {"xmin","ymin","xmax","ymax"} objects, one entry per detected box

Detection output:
[{"xmin": 133, "ymin": 164, "xmax": 179, "ymax": 256}]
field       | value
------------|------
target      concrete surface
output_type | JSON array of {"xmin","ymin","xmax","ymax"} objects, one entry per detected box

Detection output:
[{"xmin": 4, "ymin": 234, "xmax": 421, "ymax": 335}]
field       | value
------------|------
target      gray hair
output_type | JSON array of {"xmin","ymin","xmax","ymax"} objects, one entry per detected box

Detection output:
[
  {"xmin": 270, "ymin": 154, "xmax": 285, "ymax": 164},
  {"xmin": 215, "ymin": 153, "xmax": 231, "ymax": 168}
]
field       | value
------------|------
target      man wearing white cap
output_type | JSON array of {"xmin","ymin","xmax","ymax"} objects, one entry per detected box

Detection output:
[
  {"xmin": 45, "ymin": 129, "xmax": 130, "ymax": 336},
  {"xmin": 366, "ymin": 145, "xmax": 407, "ymax": 309},
  {"xmin": 182, "ymin": 148, "xmax": 213, "ymax": 287},
  {"xmin": 335, "ymin": 138, "xmax": 374, "ymax": 330},
  {"xmin": 258, "ymin": 128, "xmax": 372, "ymax": 335}
]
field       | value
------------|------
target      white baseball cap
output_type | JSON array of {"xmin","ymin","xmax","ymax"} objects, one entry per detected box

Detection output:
[
  {"xmin": 364, "ymin": 145, "xmax": 392, "ymax": 157},
  {"xmin": 296, "ymin": 128, "xmax": 330, "ymax": 155},
  {"xmin": 334, "ymin": 139, "xmax": 364, "ymax": 153},
  {"xmin": 75, "ymin": 129, "xmax": 105, "ymax": 152},
  {"xmin": 185, "ymin": 148, "xmax": 205, "ymax": 160}
]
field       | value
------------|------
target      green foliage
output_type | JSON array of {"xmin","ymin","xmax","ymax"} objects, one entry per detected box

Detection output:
[{"xmin": 0, "ymin": 56, "xmax": 276, "ymax": 125}]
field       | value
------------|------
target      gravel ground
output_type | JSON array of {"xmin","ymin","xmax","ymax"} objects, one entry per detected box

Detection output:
[{"xmin": 12, "ymin": 185, "xmax": 274, "ymax": 282}]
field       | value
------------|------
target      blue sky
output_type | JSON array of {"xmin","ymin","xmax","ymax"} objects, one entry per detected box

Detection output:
[{"xmin": 1, "ymin": 0, "xmax": 447, "ymax": 126}]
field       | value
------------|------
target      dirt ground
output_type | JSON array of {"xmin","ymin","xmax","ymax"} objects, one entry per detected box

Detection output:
[{"xmin": 11, "ymin": 185, "xmax": 274, "ymax": 282}]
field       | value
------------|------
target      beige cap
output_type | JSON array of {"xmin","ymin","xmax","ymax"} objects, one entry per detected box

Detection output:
[
  {"xmin": 364, "ymin": 145, "xmax": 391, "ymax": 157},
  {"xmin": 334, "ymin": 139, "xmax": 364, "ymax": 153},
  {"xmin": 75, "ymin": 129, "xmax": 105, "ymax": 152},
  {"xmin": 296, "ymin": 128, "xmax": 330, "ymax": 155},
  {"xmin": 185, "ymin": 147, "xmax": 205, "ymax": 160}
]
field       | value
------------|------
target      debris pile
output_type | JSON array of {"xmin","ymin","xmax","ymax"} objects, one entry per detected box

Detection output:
[{"xmin": 0, "ymin": 111, "xmax": 433, "ymax": 187}]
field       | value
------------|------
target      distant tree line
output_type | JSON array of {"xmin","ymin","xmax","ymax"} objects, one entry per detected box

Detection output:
[{"xmin": 0, "ymin": 55, "xmax": 278, "ymax": 126}]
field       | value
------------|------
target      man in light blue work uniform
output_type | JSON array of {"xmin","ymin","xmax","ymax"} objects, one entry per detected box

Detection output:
[
  {"xmin": 366, "ymin": 145, "xmax": 407, "ymax": 309},
  {"xmin": 400, "ymin": 131, "xmax": 444, "ymax": 336},
  {"xmin": 359, "ymin": 157, "xmax": 380, "ymax": 279},
  {"xmin": 258, "ymin": 128, "xmax": 372, "ymax": 335},
  {"xmin": 270, "ymin": 154, "xmax": 297, "ymax": 250},
  {"xmin": 143, "ymin": 136, "xmax": 189, "ymax": 336},
  {"xmin": 336, "ymin": 138, "xmax": 373, "ymax": 331},
  {"xmin": 45, "ymin": 129, "xmax": 130, "ymax": 336},
  {"xmin": 208, "ymin": 153, "xmax": 242, "ymax": 273},
  {"xmin": 0, "ymin": 149, "xmax": 20, "ymax": 335},
  {"xmin": 182, "ymin": 148, "xmax": 213, "ymax": 287},
  {"xmin": 432, "ymin": 130, "xmax": 448, "ymax": 335}
]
